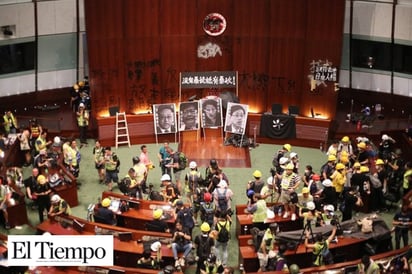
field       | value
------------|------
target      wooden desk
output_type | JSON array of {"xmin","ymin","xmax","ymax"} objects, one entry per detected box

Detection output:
[
  {"xmin": 235, "ymin": 204, "xmax": 303, "ymax": 236},
  {"xmin": 37, "ymin": 216, "xmax": 176, "ymax": 268},
  {"xmin": 101, "ymin": 191, "xmax": 177, "ymax": 230},
  {"xmin": 6, "ymin": 200, "xmax": 29, "ymax": 228},
  {"xmin": 247, "ymin": 246, "xmax": 412, "ymax": 274},
  {"xmin": 239, "ymin": 236, "xmax": 366, "ymax": 272},
  {"xmin": 49, "ymin": 164, "xmax": 79, "ymax": 207}
]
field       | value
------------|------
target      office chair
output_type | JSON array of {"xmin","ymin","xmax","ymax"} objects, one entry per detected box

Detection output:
[
  {"xmin": 271, "ymin": 103, "xmax": 283, "ymax": 115},
  {"xmin": 288, "ymin": 105, "xmax": 299, "ymax": 116}
]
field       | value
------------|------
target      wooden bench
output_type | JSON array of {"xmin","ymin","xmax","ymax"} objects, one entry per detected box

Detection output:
[
  {"xmin": 101, "ymin": 191, "xmax": 179, "ymax": 230},
  {"xmin": 235, "ymin": 204, "xmax": 303, "ymax": 236},
  {"xmin": 246, "ymin": 245, "xmax": 411, "ymax": 274},
  {"xmin": 37, "ymin": 215, "xmax": 179, "ymax": 268},
  {"xmin": 6, "ymin": 199, "xmax": 29, "ymax": 228},
  {"xmin": 238, "ymin": 232, "xmax": 367, "ymax": 272}
]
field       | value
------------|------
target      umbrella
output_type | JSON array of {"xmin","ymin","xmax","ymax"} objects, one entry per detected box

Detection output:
[{"xmin": 219, "ymin": 90, "xmax": 239, "ymax": 109}]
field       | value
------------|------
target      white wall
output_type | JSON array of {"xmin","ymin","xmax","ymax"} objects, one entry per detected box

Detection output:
[
  {"xmin": 0, "ymin": 0, "xmax": 85, "ymax": 97},
  {"xmin": 340, "ymin": 0, "xmax": 412, "ymax": 98}
]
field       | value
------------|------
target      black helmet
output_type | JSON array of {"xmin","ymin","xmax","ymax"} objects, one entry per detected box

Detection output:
[
  {"xmin": 269, "ymin": 222, "xmax": 279, "ymax": 233},
  {"xmin": 163, "ymin": 265, "xmax": 175, "ymax": 274},
  {"xmin": 207, "ymin": 253, "xmax": 217, "ymax": 263},
  {"xmin": 132, "ymin": 156, "xmax": 140, "ymax": 165},
  {"xmin": 210, "ymin": 159, "xmax": 218, "ymax": 167}
]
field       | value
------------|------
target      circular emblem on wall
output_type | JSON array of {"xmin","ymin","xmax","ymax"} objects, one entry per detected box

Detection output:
[{"xmin": 203, "ymin": 13, "xmax": 227, "ymax": 36}]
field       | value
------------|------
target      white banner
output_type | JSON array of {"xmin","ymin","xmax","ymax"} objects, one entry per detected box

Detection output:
[{"xmin": 8, "ymin": 235, "xmax": 113, "ymax": 266}]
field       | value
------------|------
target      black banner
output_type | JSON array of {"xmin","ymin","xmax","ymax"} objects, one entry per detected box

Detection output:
[
  {"xmin": 180, "ymin": 71, "xmax": 236, "ymax": 89},
  {"xmin": 259, "ymin": 114, "xmax": 296, "ymax": 139}
]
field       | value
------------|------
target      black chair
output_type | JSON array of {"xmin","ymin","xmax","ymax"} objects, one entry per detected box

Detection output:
[
  {"xmin": 288, "ymin": 105, "xmax": 299, "ymax": 116},
  {"xmin": 109, "ymin": 106, "xmax": 120, "ymax": 116},
  {"xmin": 93, "ymin": 214, "xmax": 112, "ymax": 225},
  {"xmin": 271, "ymin": 103, "xmax": 283, "ymax": 115}
]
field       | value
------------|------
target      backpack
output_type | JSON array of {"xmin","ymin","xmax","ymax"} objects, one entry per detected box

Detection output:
[
  {"xmin": 177, "ymin": 152, "xmax": 188, "ymax": 170},
  {"xmin": 368, "ymin": 174, "xmax": 382, "ymax": 188},
  {"xmin": 118, "ymin": 177, "xmax": 131, "ymax": 194},
  {"xmin": 177, "ymin": 207, "xmax": 194, "ymax": 230},
  {"xmin": 201, "ymin": 202, "xmax": 215, "ymax": 224},
  {"xmin": 250, "ymin": 227, "xmax": 266, "ymax": 252},
  {"xmin": 317, "ymin": 242, "xmax": 333, "ymax": 265},
  {"xmin": 196, "ymin": 235, "xmax": 212, "ymax": 258},
  {"xmin": 216, "ymin": 220, "xmax": 230, "ymax": 243},
  {"xmin": 217, "ymin": 188, "xmax": 228, "ymax": 212}
]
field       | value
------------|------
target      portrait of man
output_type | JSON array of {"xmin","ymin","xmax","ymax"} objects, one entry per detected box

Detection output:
[
  {"xmin": 224, "ymin": 103, "xmax": 248, "ymax": 135},
  {"xmin": 200, "ymin": 97, "xmax": 223, "ymax": 128},
  {"xmin": 153, "ymin": 104, "xmax": 177, "ymax": 134},
  {"xmin": 179, "ymin": 101, "xmax": 200, "ymax": 131}
]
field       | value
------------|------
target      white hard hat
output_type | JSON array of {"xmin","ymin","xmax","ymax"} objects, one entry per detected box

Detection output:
[
  {"xmin": 382, "ymin": 134, "xmax": 389, "ymax": 140},
  {"xmin": 161, "ymin": 174, "xmax": 171, "ymax": 181},
  {"xmin": 306, "ymin": 201, "xmax": 315, "ymax": 210},
  {"xmin": 54, "ymin": 136, "xmax": 61, "ymax": 144},
  {"xmin": 79, "ymin": 103, "xmax": 85, "ymax": 108},
  {"xmin": 189, "ymin": 161, "xmax": 197, "ymax": 169},
  {"xmin": 290, "ymin": 152, "xmax": 298, "ymax": 158},
  {"xmin": 267, "ymin": 177, "xmax": 274, "ymax": 185},
  {"xmin": 279, "ymin": 157, "xmax": 289, "ymax": 165},
  {"xmin": 322, "ymin": 179, "xmax": 332, "ymax": 187},
  {"xmin": 324, "ymin": 204, "xmax": 335, "ymax": 212},
  {"xmin": 151, "ymin": 241, "xmax": 162, "ymax": 252},
  {"xmin": 51, "ymin": 194, "xmax": 61, "ymax": 203},
  {"xmin": 217, "ymin": 180, "xmax": 227, "ymax": 188}
]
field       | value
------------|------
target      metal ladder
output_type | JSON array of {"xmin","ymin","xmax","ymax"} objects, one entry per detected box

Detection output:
[{"xmin": 115, "ymin": 112, "xmax": 131, "ymax": 148}]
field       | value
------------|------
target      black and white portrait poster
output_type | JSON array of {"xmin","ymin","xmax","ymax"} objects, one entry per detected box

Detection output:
[
  {"xmin": 179, "ymin": 101, "xmax": 200, "ymax": 131},
  {"xmin": 224, "ymin": 102, "xmax": 248, "ymax": 135},
  {"xmin": 153, "ymin": 104, "xmax": 177, "ymax": 134},
  {"xmin": 200, "ymin": 97, "xmax": 223, "ymax": 128}
]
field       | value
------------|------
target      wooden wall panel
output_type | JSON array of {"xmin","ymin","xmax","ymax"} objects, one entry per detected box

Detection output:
[
  {"xmin": 267, "ymin": 0, "xmax": 306, "ymax": 113},
  {"xmin": 85, "ymin": 0, "xmax": 345, "ymax": 121},
  {"xmin": 300, "ymin": 0, "xmax": 346, "ymax": 119}
]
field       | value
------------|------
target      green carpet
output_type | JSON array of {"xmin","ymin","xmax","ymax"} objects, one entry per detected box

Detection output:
[{"xmin": 0, "ymin": 140, "xmax": 399, "ymax": 272}]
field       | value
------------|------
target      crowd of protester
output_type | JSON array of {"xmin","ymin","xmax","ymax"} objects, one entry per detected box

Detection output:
[{"xmin": 1, "ymin": 99, "xmax": 412, "ymax": 273}]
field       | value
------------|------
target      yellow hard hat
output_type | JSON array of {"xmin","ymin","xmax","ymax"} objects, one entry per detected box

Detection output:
[
  {"xmin": 153, "ymin": 209, "xmax": 163, "ymax": 219},
  {"xmin": 357, "ymin": 142, "xmax": 366, "ymax": 149},
  {"xmin": 285, "ymin": 163, "xmax": 294, "ymax": 170},
  {"xmin": 200, "ymin": 222, "xmax": 211, "ymax": 232},
  {"xmin": 335, "ymin": 163, "xmax": 345, "ymax": 170},
  {"xmin": 37, "ymin": 175, "xmax": 47, "ymax": 185},
  {"xmin": 78, "ymin": 81, "xmax": 85, "ymax": 87},
  {"xmin": 73, "ymin": 84, "xmax": 79, "ymax": 90},
  {"xmin": 252, "ymin": 170, "xmax": 262, "ymax": 178},
  {"xmin": 328, "ymin": 155, "xmax": 337, "ymax": 162},
  {"xmin": 353, "ymin": 162, "xmax": 361, "ymax": 168},
  {"xmin": 283, "ymin": 144, "xmax": 292, "ymax": 152},
  {"xmin": 341, "ymin": 136, "xmax": 350, "ymax": 143},
  {"xmin": 101, "ymin": 198, "xmax": 111, "ymax": 207},
  {"xmin": 340, "ymin": 156, "xmax": 349, "ymax": 164},
  {"xmin": 360, "ymin": 166, "xmax": 369, "ymax": 173},
  {"xmin": 301, "ymin": 187, "xmax": 309, "ymax": 194},
  {"xmin": 375, "ymin": 159, "xmax": 384, "ymax": 165}
]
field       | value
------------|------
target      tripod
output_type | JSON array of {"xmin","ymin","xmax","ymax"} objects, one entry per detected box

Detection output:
[{"xmin": 295, "ymin": 219, "xmax": 315, "ymax": 254}]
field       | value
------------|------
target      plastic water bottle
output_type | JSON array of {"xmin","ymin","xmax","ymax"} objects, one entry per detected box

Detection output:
[
  {"xmin": 243, "ymin": 225, "xmax": 248, "ymax": 235},
  {"xmin": 278, "ymin": 206, "xmax": 282, "ymax": 217}
]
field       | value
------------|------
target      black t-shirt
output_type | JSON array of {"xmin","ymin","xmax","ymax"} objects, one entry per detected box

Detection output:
[
  {"xmin": 357, "ymin": 151, "xmax": 369, "ymax": 164},
  {"xmin": 343, "ymin": 191, "xmax": 358, "ymax": 214},
  {"xmin": 173, "ymin": 227, "xmax": 191, "ymax": 246},
  {"xmin": 95, "ymin": 207, "xmax": 116, "ymax": 225},
  {"xmin": 24, "ymin": 176, "xmax": 37, "ymax": 192}
]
